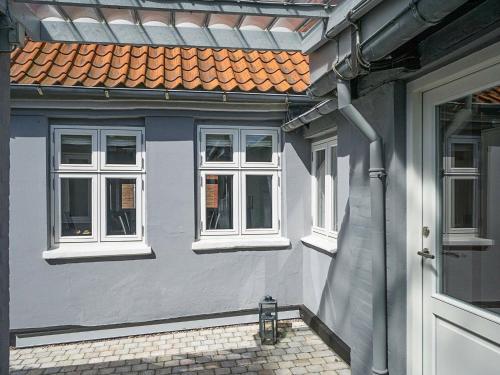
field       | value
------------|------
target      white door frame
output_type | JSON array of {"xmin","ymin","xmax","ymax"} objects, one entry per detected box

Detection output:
[{"xmin": 406, "ymin": 41, "xmax": 500, "ymax": 375}]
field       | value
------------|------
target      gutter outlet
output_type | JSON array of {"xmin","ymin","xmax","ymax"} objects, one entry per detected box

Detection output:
[{"xmin": 337, "ymin": 80, "xmax": 388, "ymax": 375}]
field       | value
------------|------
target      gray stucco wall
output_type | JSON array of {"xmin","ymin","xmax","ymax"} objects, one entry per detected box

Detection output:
[
  {"xmin": 9, "ymin": 110, "xmax": 308, "ymax": 331},
  {"xmin": 0, "ymin": 52, "xmax": 10, "ymax": 374},
  {"xmin": 302, "ymin": 82, "xmax": 407, "ymax": 375}
]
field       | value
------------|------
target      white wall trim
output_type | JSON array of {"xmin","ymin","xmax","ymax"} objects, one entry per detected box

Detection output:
[{"xmin": 406, "ymin": 40, "xmax": 500, "ymax": 375}]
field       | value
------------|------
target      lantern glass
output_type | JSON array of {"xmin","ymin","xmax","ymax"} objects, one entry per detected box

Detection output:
[{"xmin": 259, "ymin": 295, "xmax": 278, "ymax": 344}]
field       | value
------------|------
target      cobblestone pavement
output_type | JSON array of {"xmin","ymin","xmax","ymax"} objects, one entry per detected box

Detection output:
[{"xmin": 10, "ymin": 320, "xmax": 351, "ymax": 375}]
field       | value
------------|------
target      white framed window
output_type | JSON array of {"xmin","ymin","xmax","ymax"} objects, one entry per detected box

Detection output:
[
  {"xmin": 53, "ymin": 173, "xmax": 98, "ymax": 243},
  {"xmin": 100, "ymin": 174, "xmax": 144, "ymax": 242},
  {"xmin": 200, "ymin": 170, "xmax": 239, "ymax": 236},
  {"xmin": 311, "ymin": 137, "xmax": 337, "ymax": 238},
  {"xmin": 240, "ymin": 129, "xmax": 279, "ymax": 168},
  {"xmin": 443, "ymin": 135, "xmax": 480, "ymax": 235},
  {"xmin": 50, "ymin": 126, "xmax": 145, "ymax": 247},
  {"xmin": 198, "ymin": 126, "xmax": 281, "ymax": 238},
  {"xmin": 100, "ymin": 129, "xmax": 144, "ymax": 171},
  {"xmin": 241, "ymin": 171, "xmax": 279, "ymax": 235},
  {"xmin": 53, "ymin": 128, "xmax": 98, "ymax": 171},
  {"xmin": 200, "ymin": 128, "xmax": 239, "ymax": 169}
]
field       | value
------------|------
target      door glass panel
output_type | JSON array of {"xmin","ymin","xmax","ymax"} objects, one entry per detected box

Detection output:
[
  {"xmin": 106, "ymin": 135, "xmax": 137, "ymax": 165},
  {"xmin": 246, "ymin": 175, "xmax": 273, "ymax": 229},
  {"xmin": 61, "ymin": 135, "xmax": 92, "ymax": 164},
  {"xmin": 206, "ymin": 134, "xmax": 233, "ymax": 162},
  {"xmin": 315, "ymin": 149, "xmax": 326, "ymax": 228},
  {"xmin": 61, "ymin": 178, "xmax": 92, "ymax": 236},
  {"xmin": 246, "ymin": 135, "xmax": 273, "ymax": 162},
  {"xmin": 438, "ymin": 84, "xmax": 500, "ymax": 316},
  {"xmin": 106, "ymin": 178, "xmax": 137, "ymax": 236},
  {"xmin": 205, "ymin": 175, "xmax": 233, "ymax": 230}
]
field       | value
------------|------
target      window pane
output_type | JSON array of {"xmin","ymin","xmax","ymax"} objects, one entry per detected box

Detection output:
[
  {"xmin": 315, "ymin": 149, "xmax": 326, "ymax": 228},
  {"xmin": 205, "ymin": 175, "xmax": 233, "ymax": 230},
  {"xmin": 206, "ymin": 134, "xmax": 233, "ymax": 162},
  {"xmin": 452, "ymin": 179, "xmax": 475, "ymax": 228},
  {"xmin": 246, "ymin": 135, "xmax": 273, "ymax": 163},
  {"xmin": 61, "ymin": 135, "xmax": 92, "ymax": 164},
  {"xmin": 331, "ymin": 146, "xmax": 338, "ymax": 232},
  {"xmin": 106, "ymin": 179, "xmax": 137, "ymax": 236},
  {"xmin": 451, "ymin": 143, "xmax": 474, "ymax": 168},
  {"xmin": 61, "ymin": 178, "xmax": 92, "ymax": 236},
  {"xmin": 106, "ymin": 135, "xmax": 137, "ymax": 165},
  {"xmin": 246, "ymin": 175, "xmax": 273, "ymax": 229},
  {"xmin": 438, "ymin": 84, "xmax": 500, "ymax": 316}
]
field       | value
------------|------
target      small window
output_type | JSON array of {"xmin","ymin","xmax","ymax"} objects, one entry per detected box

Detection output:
[
  {"xmin": 54, "ymin": 174, "xmax": 98, "ymax": 243},
  {"xmin": 101, "ymin": 130, "xmax": 143, "ymax": 170},
  {"xmin": 242, "ymin": 171, "xmax": 278, "ymax": 234},
  {"xmin": 198, "ymin": 126, "xmax": 281, "ymax": 238},
  {"xmin": 51, "ymin": 126, "xmax": 145, "ymax": 247},
  {"xmin": 200, "ymin": 171, "xmax": 239, "ymax": 235},
  {"xmin": 54, "ymin": 128, "xmax": 98, "ymax": 170},
  {"xmin": 241, "ymin": 129, "xmax": 279, "ymax": 167},
  {"xmin": 312, "ymin": 137, "xmax": 338, "ymax": 238},
  {"xmin": 443, "ymin": 136, "xmax": 480, "ymax": 235},
  {"xmin": 200, "ymin": 128, "xmax": 239, "ymax": 168}
]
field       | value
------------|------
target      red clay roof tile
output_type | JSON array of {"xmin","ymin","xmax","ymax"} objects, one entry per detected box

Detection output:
[{"xmin": 11, "ymin": 41, "xmax": 310, "ymax": 94}]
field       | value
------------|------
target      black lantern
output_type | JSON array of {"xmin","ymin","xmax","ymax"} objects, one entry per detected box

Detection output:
[{"xmin": 259, "ymin": 295, "xmax": 278, "ymax": 344}]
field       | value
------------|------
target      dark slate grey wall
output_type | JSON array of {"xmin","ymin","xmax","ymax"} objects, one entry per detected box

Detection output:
[
  {"xmin": 302, "ymin": 82, "xmax": 407, "ymax": 375},
  {"xmin": 0, "ymin": 52, "xmax": 10, "ymax": 374},
  {"xmin": 9, "ymin": 111, "xmax": 309, "ymax": 331}
]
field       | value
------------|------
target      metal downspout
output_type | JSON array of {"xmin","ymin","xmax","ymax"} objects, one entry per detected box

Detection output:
[{"xmin": 337, "ymin": 80, "xmax": 388, "ymax": 375}]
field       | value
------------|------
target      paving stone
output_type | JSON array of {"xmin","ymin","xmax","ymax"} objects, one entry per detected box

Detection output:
[{"xmin": 9, "ymin": 320, "xmax": 350, "ymax": 375}]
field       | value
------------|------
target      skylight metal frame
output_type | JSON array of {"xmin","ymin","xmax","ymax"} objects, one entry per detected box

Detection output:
[{"xmin": 9, "ymin": 0, "xmax": 334, "ymax": 51}]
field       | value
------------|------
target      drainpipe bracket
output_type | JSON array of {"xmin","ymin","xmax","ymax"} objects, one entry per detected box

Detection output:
[
  {"xmin": 372, "ymin": 367, "xmax": 389, "ymax": 375},
  {"xmin": 369, "ymin": 167, "xmax": 386, "ymax": 179}
]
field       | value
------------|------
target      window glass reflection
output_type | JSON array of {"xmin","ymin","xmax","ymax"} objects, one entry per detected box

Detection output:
[
  {"xmin": 206, "ymin": 134, "xmax": 233, "ymax": 162},
  {"xmin": 438, "ymin": 84, "xmax": 500, "ymax": 316},
  {"xmin": 61, "ymin": 178, "xmax": 92, "ymax": 236},
  {"xmin": 205, "ymin": 175, "xmax": 233, "ymax": 230},
  {"xmin": 315, "ymin": 149, "xmax": 326, "ymax": 228},
  {"xmin": 246, "ymin": 175, "xmax": 272, "ymax": 229},
  {"xmin": 246, "ymin": 135, "xmax": 273, "ymax": 163},
  {"xmin": 61, "ymin": 135, "xmax": 92, "ymax": 164},
  {"xmin": 106, "ymin": 179, "xmax": 137, "ymax": 236},
  {"xmin": 106, "ymin": 135, "xmax": 136, "ymax": 165}
]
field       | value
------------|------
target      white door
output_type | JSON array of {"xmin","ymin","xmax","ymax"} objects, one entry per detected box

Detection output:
[{"xmin": 421, "ymin": 62, "xmax": 500, "ymax": 374}]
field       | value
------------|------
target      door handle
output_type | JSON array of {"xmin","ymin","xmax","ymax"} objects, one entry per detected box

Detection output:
[{"xmin": 417, "ymin": 248, "xmax": 435, "ymax": 259}]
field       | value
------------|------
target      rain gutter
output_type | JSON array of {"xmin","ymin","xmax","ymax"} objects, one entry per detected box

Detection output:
[
  {"xmin": 10, "ymin": 84, "xmax": 318, "ymax": 105},
  {"xmin": 309, "ymin": 0, "xmax": 470, "ymax": 97},
  {"xmin": 281, "ymin": 98, "xmax": 338, "ymax": 132}
]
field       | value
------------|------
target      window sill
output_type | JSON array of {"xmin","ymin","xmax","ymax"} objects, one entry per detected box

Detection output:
[
  {"xmin": 192, "ymin": 237, "xmax": 290, "ymax": 251},
  {"xmin": 301, "ymin": 235, "xmax": 338, "ymax": 254},
  {"xmin": 442, "ymin": 235, "xmax": 494, "ymax": 247},
  {"xmin": 43, "ymin": 243, "xmax": 152, "ymax": 260}
]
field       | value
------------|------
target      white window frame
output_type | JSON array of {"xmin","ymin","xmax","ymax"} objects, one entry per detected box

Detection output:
[
  {"xmin": 443, "ymin": 135, "xmax": 481, "ymax": 235},
  {"xmin": 100, "ymin": 174, "xmax": 144, "ymax": 242},
  {"xmin": 200, "ymin": 128, "xmax": 239, "ymax": 169},
  {"xmin": 50, "ymin": 126, "xmax": 145, "ymax": 248},
  {"xmin": 311, "ymin": 137, "xmax": 338, "ymax": 239},
  {"xmin": 241, "ymin": 170, "xmax": 280, "ymax": 235},
  {"xmin": 200, "ymin": 170, "xmax": 240, "ymax": 236},
  {"xmin": 53, "ymin": 128, "xmax": 98, "ymax": 171},
  {"xmin": 100, "ymin": 129, "xmax": 144, "ymax": 171},
  {"xmin": 198, "ymin": 125, "xmax": 281, "ymax": 239},
  {"xmin": 240, "ymin": 129, "xmax": 280, "ymax": 168},
  {"xmin": 53, "ymin": 173, "xmax": 99, "ymax": 243}
]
